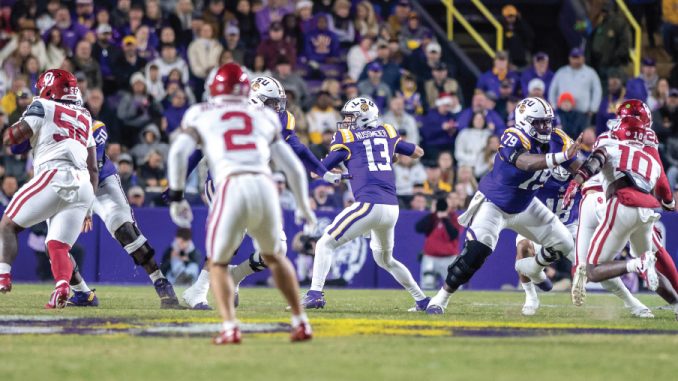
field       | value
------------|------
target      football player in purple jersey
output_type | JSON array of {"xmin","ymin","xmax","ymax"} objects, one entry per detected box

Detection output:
[
  {"xmin": 301, "ymin": 96, "xmax": 432, "ymax": 311},
  {"xmin": 426, "ymin": 97, "xmax": 584, "ymax": 314}
]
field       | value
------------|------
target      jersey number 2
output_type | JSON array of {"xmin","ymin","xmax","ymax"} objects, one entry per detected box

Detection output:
[
  {"xmin": 364, "ymin": 138, "xmax": 391, "ymax": 172},
  {"xmin": 222, "ymin": 111, "xmax": 256, "ymax": 151},
  {"xmin": 53, "ymin": 105, "xmax": 90, "ymax": 146}
]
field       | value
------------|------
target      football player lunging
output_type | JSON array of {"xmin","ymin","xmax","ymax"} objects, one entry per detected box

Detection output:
[
  {"xmin": 168, "ymin": 63, "xmax": 316, "ymax": 344},
  {"xmin": 301, "ymin": 96, "xmax": 431, "ymax": 311},
  {"xmin": 427, "ymin": 97, "xmax": 583, "ymax": 314},
  {"xmin": 0, "ymin": 69, "xmax": 97, "ymax": 308}
]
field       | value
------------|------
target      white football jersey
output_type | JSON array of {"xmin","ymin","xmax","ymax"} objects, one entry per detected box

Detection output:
[
  {"xmin": 597, "ymin": 138, "xmax": 662, "ymax": 194},
  {"xmin": 21, "ymin": 98, "xmax": 95, "ymax": 173},
  {"xmin": 181, "ymin": 97, "xmax": 280, "ymax": 183}
]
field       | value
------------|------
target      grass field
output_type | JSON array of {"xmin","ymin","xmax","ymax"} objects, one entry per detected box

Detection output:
[{"xmin": 1, "ymin": 284, "xmax": 678, "ymax": 381}]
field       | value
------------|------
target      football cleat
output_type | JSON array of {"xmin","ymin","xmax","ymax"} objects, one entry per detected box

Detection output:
[
  {"xmin": 290, "ymin": 322, "xmax": 313, "ymax": 342},
  {"xmin": 408, "ymin": 297, "xmax": 431, "ymax": 312},
  {"xmin": 571, "ymin": 264, "xmax": 587, "ymax": 307},
  {"xmin": 629, "ymin": 306, "xmax": 654, "ymax": 319},
  {"xmin": 213, "ymin": 327, "xmax": 242, "ymax": 345},
  {"xmin": 521, "ymin": 297, "xmax": 539, "ymax": 316},
  {"xmin": 191, "ymin": 302, "xmax": 212, "ymax": 310},
  {"xmin": 45, "ymin": 282, "xmax": 70, "ymax": 309},
  {"xmin": 301, "ymin": 290, "xmax": 326, "ymax": 309},
  {"xmin": 514, "ymin": 258, "xmax": 552, "ymax": 291},
  {"xmin": 182, "ymin": 285, "xmax": 211, "ymax": 310},
  {"xmin": 425, "ymin": 304, "xmax": 445, "ymax": 315},
  {"xmin": 154, "ymin": 278, "xmax": 182, "ymax": 309},
  {"xmin": 67, "ymin": 289, "xmax": 99, "ymax": 307},
  {"xmin": 0, "ymin": 273, "xmax": 11, "ymax": 293},
  {"xmin": 639, "ymin": 253, "xmax": 659, "ymax": 291}
]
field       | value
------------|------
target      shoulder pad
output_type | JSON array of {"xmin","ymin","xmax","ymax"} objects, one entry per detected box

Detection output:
[
  {"xmin": 382, "ymin": 123, "xmax": 398, "ymax": 138},
  {"xmin": 283, "ymin": 111, "xmax": 296, "ymax": 131},
  {"xmin": 92, "ymin": 120, "xmax": 106, "ymax": 132},
  {"xmin": 24, "ymin": 99, "xmax": 46, "ymax": 118},
  {"xmin": 552, "ymin": 128, "xmax": 573, "ymax": 152},
  {"xmin": 503, "ymin": 128, "xmax": 531, "ymax": 150}
]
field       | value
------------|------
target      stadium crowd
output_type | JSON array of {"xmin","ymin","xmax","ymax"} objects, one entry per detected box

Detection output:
[{"xmin": 0, "ymin": 0, "xmax": 677, "ymax": 219}]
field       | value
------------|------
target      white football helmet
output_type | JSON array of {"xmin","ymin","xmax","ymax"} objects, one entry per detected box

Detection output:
[
  {"xmin": 338, "ymin": 96, "xmax": 379, "ymax": 130},
  {"xmin": 249, "ymin": 76, "xmax": 286, "ymax": 112},
  {"xmin": 514, "ymin": 97, "xmax": 555, "ymax": 144}
]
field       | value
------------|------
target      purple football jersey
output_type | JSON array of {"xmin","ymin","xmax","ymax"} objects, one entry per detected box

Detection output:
[
  {"xmin": 536, "ymin": 175, "xmax": 580, "ymax": 226},
  {"xmin": 478, "ymin": 127, "xmax": 575, "ymax": 214},
  {"xmin": 92, "ymin": 121, "xmax": 117, "ymax": 182}
]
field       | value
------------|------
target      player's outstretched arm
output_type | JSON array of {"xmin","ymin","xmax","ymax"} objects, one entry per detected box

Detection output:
[
  {"xmin": 395, "ymin": 139, "xmax": 424, "ymax": 159},
  {"xmin": 2, "ymin": 120, "xmax": 33, "ymax": 146},
  {"xmin": 286, "ymin": 133, "xmax": 330, "ymax": 177},
  {"xmin": 271, "ymin": 138, "xmax": 316, "ymax": 226},
  {"xmin": 168, "ymin": 129, "xmax": 200, "ymax": 198},
  {"xmin": 514, "ymin": 133, "xmax": 582, "ymax": 172}
]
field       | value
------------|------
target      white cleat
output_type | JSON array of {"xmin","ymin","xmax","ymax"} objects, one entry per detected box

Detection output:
[
  {"xmin": 640, "ymin": 253, "xmax": 659, "ymax": 291},
  {"xmin": 182, "ymin": 286, "xmax": 209, "ymax": 309},
  {"xmin": 522, "ymin": 299, "xmax": 539, "ymax": 316},
  {"xmin": 571, "ymin": 264, "xmax": 587, "ymax": 307},
  {"xmin": 629, "ymin": 306, "xmax": 654, "ymax": 318}
]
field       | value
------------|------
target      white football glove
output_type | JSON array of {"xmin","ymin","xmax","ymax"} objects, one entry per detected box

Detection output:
[
  {"xmin": 170, "ymin": 200, "xmax": 193, "ymax": 228},
  {"xmin": 322, "ymin": 171, "xmax": 342, "ymax": 184}
]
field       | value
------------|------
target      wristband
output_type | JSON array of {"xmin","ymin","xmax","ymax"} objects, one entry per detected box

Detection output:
[
  {"xmin": 546, "ymin": 152, "xmax": 568, "ymax": 169},
  {"xmin": 168, "ymin": 189, "xmax": 184, "ymax": 202}
]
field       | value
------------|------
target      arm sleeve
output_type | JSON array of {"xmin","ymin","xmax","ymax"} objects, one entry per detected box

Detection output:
[
  {"xmin": 647, "ymin": 146, "xmax": 673, "ymax": 203},
  {"xmin": 286, "ymin": 132, "xmax": 328, "ymax": 176},
  {"xmin": 414, "ymin": 214, "xmax": 435, "ymax": 235},
  {"xmin": 394, "ymin": 139, "xmax": 416, "ymax": 157},
  {"xmin": 322, "ymin": 149, "xmax": 349, "ymax": 171},
  {"xmin": 270, "ymin": 138, "xmax": 313, "ymax": 216},
  {"xmin": 185, "ymin": 149, "xmax": 204, "ymax": 178},
  {"xmin": 168, "ymin": 132, "xmax": 198, "ymax": 191},
  {"xmin": 21, "ymin": 100, "xmax": 46, "ymax": 133}
]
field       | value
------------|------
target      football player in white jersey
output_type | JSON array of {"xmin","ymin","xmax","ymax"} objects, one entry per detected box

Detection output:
[
  {"xmin": 167, "ymin": 63, "xmax": 317, "ymax": 344},
  {"xmin": 563, "ymin": 115, "xmax": 675, "ymax": 294},
  {"xmin": 0, "ymin": 69, "xmax": 97, "ymax": 308}
]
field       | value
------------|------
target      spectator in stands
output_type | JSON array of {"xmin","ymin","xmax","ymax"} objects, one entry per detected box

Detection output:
[
  {"xmin": 383, "ymin": 96, "xmax": 420, "ymax": 144},
  {"xmin": 222, "ymin": 25, "xmax": 247, "ymax": 66},
  {"xmin": 274, "ymin": 57, "xmax": 309, "ymax": 108},
  {"xmin": 394, "ymin": 154, "xmax": 427, "ymax": 196},
  {"xmin": 595, "ymin": 70, "xmax": 626, "ymax": 135},
  {"xmin": 327, "ymin": 0, "xmax": 355, "ymax": 49},
  {"xmin": 127, "ymin": 185, "xmax": 146, "ymax": 207},
  {"xmin": 282, "ymin": 12, "xmax": 302, "ymax": 51},
  {"xmin": 117, "ymin": 72, "xmax": 163, "ymax": 146},
  {"xmin": 117, "ymin": 153, "xmax": 138, "ymax": 193},
  {"xmin": 354, "ymin": 1, "xmax": 379, "ymax": 39},
  {"xmin": 663, "ymin": 0, "xmax": 678, "ymax": 59},
  {"xmin": 21, "ymin": 56, "xmax": 39, "ymax": 91},
  {"xmin": 408, "ymin": 41, "xmax": 444, "ymax": 84},
  {"xmin": 423, "ymin": 164, "xmax": 452, "ymax": 195},
  {"xmin": 145, "ymin": 63, "xmax": 165, "ymax": 101},
  {"xmin": 526, "ymin": 78, "xmax": 546, "ymax": 98},
  {"xmin": 438, "ymin": 151, "xmax": 455, "ymax": 186},
  {"xmin": 455, "ymin": 111, "xmax": 493, "ymax": 170},
  {"xmin": 388, "ymin": 0, "xmax": 411, "ymax": 35},
  {"xmin": 303, "ymin": 13, "xmax": 341, "ymax": 68},
  {"xmin": 360, "ymin": 39, "xmax": 401, "ymax": 92},
  {"xmin": 1, "ymin": 75, "xmax": 26, "ymax": 116},
  {"xmin": 416, "ymin": 195, "xmax": 462, "ymax": 290},
  {"xmin": 396, "ymin": 71, "xmax": 424, "ymax": 115},
  {"xmin": 162, "ymin": 88, "xmax": 189, "ymax": 136},
  {"xmin": 202, "ymin": 0, "xmax": 227, "ymax": 37},
  {"xmin": 657, "ymin": 88, "xmax": 678, "ymax": 143},
  {"xmin": 520, "ymin": 52, "xmax": 553, "ymax": 97},
  {"xmin": 342, "ymin": 79, "xmax": 359, "ymax": 102},
  {"xmin": 296, "ymin": 0, "xmax": 315, "ymax": 34},
  {"xmin": 111, "ymin": 0, "xmax": 131, "ymax": 29},
  {"xmin": 580, "ymin": 127, "xmax": 597, "ymax": 157},
  {"xmin": 474, "ymin": 135, "xmax": 500, "ymax": 178},
  {"xmin": 399, "ymin": 11, "xmax": 431, "ymax": 55},
  {"xmin": 653, "ymin": 78, "xmax": 670, "ymax": 111},
  {"xmin": 134, "ymin": 25, "xmax": 157, "ymax": 62},
  {"xmin": 310, "ymin": 128, "xmax": 334, "ymax": 159},
  {"xmin": 130, "ymin": 123, "xmax": 169, "ymax": 164},
  {"xmin": 255, "ymin": 0, "xmax": 292, "ymax": 37},
  {"xmin": 44, "ymin": 27, "xmax": 68, "ymax": 71},
  {"xmin": 494, "ymin": 80, "xmax": 515, "ymax": 121},
  {"xmin": 420, "ymin": 95, "xmax": 457, "ymax": 162},
  {"xmin": 138, "ymin": 149, "xmax": 167, "ymax": 190},
  {"xmin": 188, "ymin": 22, "xmax": 222, "ymax": 86},
  {"xmin": 120, "ymin": 4, "xmax": 144, "ymax": 38},
  {"xmin": 1, "ymin": 38, "xmax": 33, "ymax": 81},
  {"xmin": 548, "ymin": 47, "xmax": 602, "ymax": 118},
  {"xmin": 257, "ymin": 21, "xmax": 296, "ymax": 71},
  {"xmin": 144, "ymin": 0, "xmax": 165, "ymax": 35},
  {"xmin": 73, "ymin": 40, "xmax": 102, "ymax": 89},
  {"xmin": 455, "ymin": 92, "xmax": 505, "ymax": 135},
  {"xmin": 500, "ymin": 4, "xmax": 534, "ymax": 68},
  {"xmin": 52, "ymin": 5, "xmax": 89, "ymax": 52},
  {"xmin": 92, "ymin": 24, "xmax": 120, "ymax": 94},
  {"xmin": 424, "ymin": 62, "xmax": 461, "ymax": 112},
  {"xmin": 456, "ymin": 165, "xmax": 478, "ymax": 198},
  {"xmin": 148, "ymin": 43, "xmax": 189, "ymax": 84},
  {"xmin": 0, "ymin": 175, "xmax": 17, "ymax": 207},
  {"xmin": 410, "ymin": 193, "xmax": 428, "ymax": 211},
  {"xmin": 86, "ymin": 88, "xmax": 119, "ymax": 142},
  {"xmin": 167, "ymin": 0, "xmax": 194, "ymax": 47},
  {"xmin": 626, "ymin": 58, "xmax": 659, "ymax": 105},
  {"xmin": 556, "ymin": 92, "xmax": 588, "ymax": 139},
  {"xmin": 347, "ymin": 35, "xmax": 376, "ymax": 81},
  {"xmin": 114, "ymin": 36, "xmax": 147, "ymax": 91},
  {"xmin": 37, "ymin": 0, "xmax": 59, "ymax": 33},
  {"xmin": 358, "ymin": 62, "xmax": 392, "ymax": 111},
  {"xmin": 0, "ymin": 20, "xmax": 47, "ymax": 71},
  {"xmin": 307, "ymin": 91, "xmax": 341, "ymax": 144},
  {"xmin": 321, "ymin": 79, "xmax": 343, "ymax": 109},
  {"xmin": 8, "ymin": 88, "xmax": 31, "ymax": 125},
  {"xmin": 666, "ymin": 134, "xmax": 678, "ymax": 189},
  {"xmin": 586, "ymin": 2, "xmax": 630, "ymax": 78},
  {"xmin": 161, "ymin": 227, "xmax": 201, "ymax": 285},
  {"xmin": 476, "ymin": 50, "xmax": 519, "ymax": 96}
]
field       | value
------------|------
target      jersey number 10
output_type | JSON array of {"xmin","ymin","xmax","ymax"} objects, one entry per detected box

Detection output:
[
  {"xmin": 52, "ymin": 105, "xmax": 90, "ymax": 146},
  {"xmin": 617, "ymin": 145, "xmax": 653, "ymax": 179}
]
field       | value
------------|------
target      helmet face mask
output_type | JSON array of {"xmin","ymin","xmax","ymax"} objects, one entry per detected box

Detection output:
[
  {"xmin": 526, "ymin": 116, "xmax": 553, "ymax": 143},
  {"xmin": 514, "ymin": 97, "xmax": 554, "ymax": 144},
  {"xmin": 338, "ymin": 97, "xmax": 379, "ymax": 130},
  {"xmin": 250, "ymin": 76, "xmax": 286, "ymax": 112},
  {"xmin": 261, "ymin": 96, "xmax": 286, "ymax": 113},
  {"xmin": 551, "ymin": 165, "xmax": 570, "ymax": 182},
  {"xmin": 338, "ymin": 112, "xmax": 359, "ymax": 130}
]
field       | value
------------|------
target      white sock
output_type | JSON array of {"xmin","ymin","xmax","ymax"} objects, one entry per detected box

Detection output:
[
  {"xmin": 71, "ymin": 280, "xmax": 91, "ymax": 293},
  {"xmin": 230, "ymin": 260, "xmax": 255, "ymax": 285},
  {"xmin": 521, "ymin": 281, "xmax": 538, "ymax": 302},
  {"xmin": 149, "ymin": 269, "xmax": 164, "ymax": 283},
  {"xmin": 0, "ymin": 263, "xmax": 10, "ymax": 274},
  {"xmin": 221, "ymin": 320, "xmax": 238, "ymax": 331},
  {"xmin": 374, "ymin": 249, "xmax": 427, "ymax": 301},
  {"xmin": 310, "ymin": 236, "xmax": 335, "ymax": 292},
  {"xmin": 601, "ymin": 278, "xmax": 643, "ymax": 308},
  {"xmin": 430, "ymin": 288, "xmax": 452, "ymax": 308},
  {"xmin": 192, "ymin": 269, "xmax": 210, "ymax": 291},
  {"xmin": 626, "ymin": 259, "xmax": 641, "ymax": 273},
  {"xmin": 291, "ymin": 312, "xmax": 309, "ymax": 327},
  {"xmin": 55, "ymin": 279, "xmax": 68, "ymax": 287},
  {"xmin": 530, "ymin": 254, "xmax": 548, "ymax": 272}
]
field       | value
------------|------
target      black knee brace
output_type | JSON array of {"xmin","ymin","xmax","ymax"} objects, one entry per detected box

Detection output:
[
  {"xmin": 114, "ymin": 222, "xmax": 155, "ymax": 266},
  {"xmin": 445, "ymin": 240, "xmax": 493, "ymax": 292},
  {"xmin": 248, "ymin": 252, "xmax": 267, "ymax": 272},
  {"xmin": 536, "ymin": 247, "xmax": 562, "ymax": 266}
]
